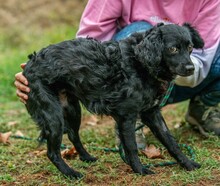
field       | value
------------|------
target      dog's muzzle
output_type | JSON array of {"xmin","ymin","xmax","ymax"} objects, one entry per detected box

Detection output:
[
  {"xmin": 176, "ymin": 62, "xmax": 195, "ymax": 77},
  {"xmin": 185, "ymin": 64, "xmax": 195, "ymax": 75}
]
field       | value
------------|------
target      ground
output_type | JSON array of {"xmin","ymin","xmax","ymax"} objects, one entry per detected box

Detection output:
[{"xmin": 0, "ymin": 0, "xmax": 86, "ymax": 29}]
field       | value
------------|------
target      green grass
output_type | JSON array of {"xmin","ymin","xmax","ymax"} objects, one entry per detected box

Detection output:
[{"xmin": 0, "ymin": 24, "xmax": 220, "ymax": 185}]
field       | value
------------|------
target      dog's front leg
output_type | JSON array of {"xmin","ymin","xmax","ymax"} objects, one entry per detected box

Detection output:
[
  {"xmin": 140, "ymin": 108, "xmax": 201, "ymax": 171},
  {"xmin": 116, "ymin": 114, "xmax": 154, "ymax": 175}
]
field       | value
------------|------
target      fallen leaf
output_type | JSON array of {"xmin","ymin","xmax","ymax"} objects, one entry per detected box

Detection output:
[
  {"xmin": 141, "ymin": 144, "xmax": 164, "ymax": 159},
  {"xmin": 26, "ymin": 160, "xmax": 34, "ymax": 164},
  {"xmin": 61, "ymin": 147, "xmax": 78, "ymax": 159},
  {"xmin": 14, "ymin": 130, "xmax": 24, "ymax": 137},
  {"xmin": 174, "ymin": 123, "xmax": 181, "ymax": 129},
  {"xmin": 0, "ymin": 131, "xmax": 12, "ymax": 144},
  {"xmin": 32, "ymin": 149, "xmax": 47, "ymax": 156},
  {"xmin": 85, "ymin": 115, "xmax": 99, "ymax": 126},
  {"xmin": 7, "ymin": 121, "xmax": 18, "ymax": 127}
]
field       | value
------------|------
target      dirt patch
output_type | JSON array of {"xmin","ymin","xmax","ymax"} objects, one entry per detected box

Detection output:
[{"xmin": 0, "ymin": 0, "xmax": 87, "ymax": 30}]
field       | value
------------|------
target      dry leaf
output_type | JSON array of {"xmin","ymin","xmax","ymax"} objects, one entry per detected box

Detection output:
[
  {"xmin": 174, "ymin": 123, "xmax": 181, "ymax": 129},
  {"xmin": 61, "ymin": 147, "xmax": 78, "ymax": 159},
  {"xmin": 141, "ymin": 144, "xmax": 164, "ymax": 159},
  {"xmin": 26, "ymin": 160, "xmax": 34, "ymax": 164},
  {"xmin": 85, "ymin": 115, "xmax": 99, "ymax": 126},
  {"xmin": 14, "ymin": 130, "xmax": 24, "ymax": 137},
  {"xmin": 32, "ymin": 149, "xmax": 47, "ymax": 156},
  {"xmin": 0, "ymin": 132, "xmax": 12, "ymax": 144},
  {"xmin": 7, "ymin": 121, "xmax": 18, "ymax": 127}
]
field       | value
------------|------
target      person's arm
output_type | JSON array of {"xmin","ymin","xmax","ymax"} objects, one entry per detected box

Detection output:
[
  {"xmin": 76, "ymin": 0, "xmax": 122, "ymax": 41},
  {"xmin": 175, "ymin": 0, "xmax": 220, "ymax": 87}
]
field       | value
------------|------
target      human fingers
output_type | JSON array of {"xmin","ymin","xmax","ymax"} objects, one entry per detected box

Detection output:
[
  {"xmin": 20, "ymin": 63, "xmax": 27, "ymax": 70},
  {"xmin": 14, "ymin": 79, "xmax": 30, "ymax": 94},
  {"xmin": 15, "ymin": 72, "xmax": 29, "ymax": 86},
  {"xmin": 16, "ymin": 89, "xmax": 28, "ymax": 104}
]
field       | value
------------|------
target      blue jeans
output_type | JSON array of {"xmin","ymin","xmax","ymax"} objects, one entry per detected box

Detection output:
[{"xmin": 113, "ymin": 21, "xmax": 220, "ymax": 106}]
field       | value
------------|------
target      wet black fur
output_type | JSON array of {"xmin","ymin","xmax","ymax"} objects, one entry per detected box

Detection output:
[{"xmin": 23, "ymin": 23, "xmax": 204, "ymax": 179}]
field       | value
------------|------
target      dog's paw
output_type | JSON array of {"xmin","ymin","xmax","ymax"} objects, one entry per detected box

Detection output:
[
  {"xmin": 134, "ymin": 167, "xmax": 155, "ymax": 175},
  {"xmin": 132, "ymin": 164, "xmax": 155, "ymax": 175},
  {"xmin": 80, "ymin": 155, "xmax": 98, "ymax": 162},
  {"xmin": 64, "ymin": 170, "xmax": 84, "ymax": 180},
  {"xmin": 141, "ymin": 167, "xmax": 155, "ymax": 175},
  {"xmin": 182, "ymin": 160, "xmax": 201, "ymax": 171}
]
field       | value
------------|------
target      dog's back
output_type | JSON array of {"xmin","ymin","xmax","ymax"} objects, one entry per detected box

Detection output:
[{"xmin": 24, "ymin": 38, "xmax": 110, "ymax": 84}]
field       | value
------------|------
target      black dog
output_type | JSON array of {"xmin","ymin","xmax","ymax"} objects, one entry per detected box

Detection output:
[{"xmin": 23, "ymin": 23, "xmax": 204, "ymax": 179}]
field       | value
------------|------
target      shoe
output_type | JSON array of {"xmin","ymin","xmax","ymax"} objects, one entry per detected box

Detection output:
[
  {"xmin": 185, "ymin": 96, "xmax": 220, "ymax": 137},
  {"xmin": 115, "ymin": 120, "xmax": 147, "ymax": 150}
]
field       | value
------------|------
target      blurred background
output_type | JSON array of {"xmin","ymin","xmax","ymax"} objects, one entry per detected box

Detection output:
[{"xmin": 0, "ymin": 0, "xmax": 87, "ymax": 103}]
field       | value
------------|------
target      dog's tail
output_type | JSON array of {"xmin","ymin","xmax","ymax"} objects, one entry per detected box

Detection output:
[{"xmin": 25, "ymin": 79, "xmax": 65, "ymax": 144}]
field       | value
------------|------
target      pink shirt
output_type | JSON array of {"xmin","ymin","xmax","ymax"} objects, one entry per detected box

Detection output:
[{"xmin": 77, "ymin": 0, "xmax": 220, "ymax": 87}]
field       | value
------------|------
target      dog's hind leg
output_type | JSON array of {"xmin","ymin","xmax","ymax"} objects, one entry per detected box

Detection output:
[
  {"xmin": 46, "ymin": 124, "xmax": 83, "ymax": 179},
  {"xmin": 63, "ymin": 92, "xmax": 97, "ymax": 162},
  {"xmin": 27, "ymin": 86, "xmax": 83, "ymax": 179},
  {"xmin": 140, "ymin": 108, "xmax": 201, "ymax": 171}
]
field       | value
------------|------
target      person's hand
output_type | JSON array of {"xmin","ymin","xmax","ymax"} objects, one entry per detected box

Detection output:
[{"xmin": 14, "ymin": 63, "xmax": 30, "ymax": 104}]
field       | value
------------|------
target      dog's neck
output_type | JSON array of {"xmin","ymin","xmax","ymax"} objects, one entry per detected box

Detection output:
[
  {"xmin": 156, "ymin": 63, "xmax": 176, "ymax": 82},
  {"xmin": 139, "ymin": 59, "xmax": 175, "ymax": 83}
]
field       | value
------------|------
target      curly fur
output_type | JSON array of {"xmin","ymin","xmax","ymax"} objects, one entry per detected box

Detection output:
[{"xmin": 23, "ymin": 23, "xmax": 204, "ymax": 179}]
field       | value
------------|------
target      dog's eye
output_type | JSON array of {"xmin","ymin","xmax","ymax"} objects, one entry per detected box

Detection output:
[
  {"xmin": 169, "ymin": 47, "xmax": 178, "ymax": 54},
  {"xmin": 188, "ymin": 45, "xmax": 193, "ymax": 52}
]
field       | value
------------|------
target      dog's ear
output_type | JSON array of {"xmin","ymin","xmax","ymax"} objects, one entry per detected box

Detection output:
[
  {"xmin": 156, "ymin": 22, "xmax": 164, "ymax": 27},
  {"xmin": 28, "ymin": 51, "xmax": 37, "ymax": 60},
  {"xmin": 134, "ymin": 27, "xmax": 164, "ymax": 74},
  {"xmin": 183, "ymin": 23, "xmax": 204, "ymax": 49}
]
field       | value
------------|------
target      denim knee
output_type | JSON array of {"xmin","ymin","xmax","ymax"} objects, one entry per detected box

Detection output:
[
  {"xmin": 201, "ymin": 91, "xmax": 220, "ymax": 106},
  {"xmin": 112, "ymin": 21, "xmax": 153, "ymax": 41},
  {"xmin": 200, "ymin": 45, "xmax": 220, "ymax": 106}
]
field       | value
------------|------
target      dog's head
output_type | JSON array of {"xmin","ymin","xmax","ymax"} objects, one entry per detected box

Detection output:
[{"xmin": 134, "ymin": 23, "xmax": 204, "ymax": 77}]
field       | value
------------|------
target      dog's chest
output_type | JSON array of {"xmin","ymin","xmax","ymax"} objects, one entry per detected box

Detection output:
[{"xmin": 141, "ymin": 80, "xmax": 170, "ymax": 109}]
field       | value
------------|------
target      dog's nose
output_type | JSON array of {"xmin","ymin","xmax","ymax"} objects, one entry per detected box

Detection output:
[{"xmin": 185, "ymin": 65, "xmax": 195, "ymax": 74}]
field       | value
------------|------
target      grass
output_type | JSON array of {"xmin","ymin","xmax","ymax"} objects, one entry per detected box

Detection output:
[
  {"xmin": 0, "ymin": 21, "xmax": 220, "ymax": 186},
  {"xmin": 0, "ymin": 24, "xmax": 76, "ymax": 103}
]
